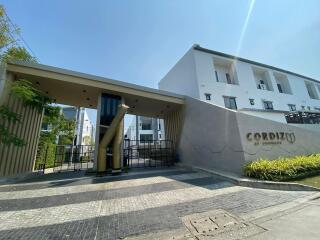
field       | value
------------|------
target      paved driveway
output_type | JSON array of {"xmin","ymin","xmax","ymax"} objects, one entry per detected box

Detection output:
[{"xmin": 0, "ymin": 168, "xmax": 315, "ymax": 239}]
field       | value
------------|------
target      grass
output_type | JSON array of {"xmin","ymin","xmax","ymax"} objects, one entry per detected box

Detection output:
[
  {"xmin": 243, "ymin": 154, "xmax": 320, "ymax": 181},
  {"xmin": 293, "ymin": 175, "xmax": 320, "ymax": 188}
]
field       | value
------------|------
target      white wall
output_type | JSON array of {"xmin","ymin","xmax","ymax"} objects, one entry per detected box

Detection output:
[
  {"xmin": 159, "ymin": 49, "xmax": 199, "ymax": 98},
  {"xmin": 240, "ymin": 110, "xmax": 287, "ymax": 123},
  {"xmin": 191, "ymin": 49, "xmax": 320, "ymax": 117}
]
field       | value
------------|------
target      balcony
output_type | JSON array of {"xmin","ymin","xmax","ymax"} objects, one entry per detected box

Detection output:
[
  {"xmin": 252, "ymin": 67, "xmax": 273, "ymax": 91},
  {"xmin": 213, "ymin": 58, "xmax": 239, "ymax": 85}
]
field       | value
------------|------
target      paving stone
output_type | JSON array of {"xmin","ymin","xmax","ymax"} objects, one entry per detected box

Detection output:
[{"xmin": 0, "ymin": 168, "xmax": 314, "ymax": 240}]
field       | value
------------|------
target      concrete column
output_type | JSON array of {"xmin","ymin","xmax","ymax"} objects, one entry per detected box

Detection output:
[{"xmin": 93, "ymin": 93, "xmax": 102, "ymax": 171}]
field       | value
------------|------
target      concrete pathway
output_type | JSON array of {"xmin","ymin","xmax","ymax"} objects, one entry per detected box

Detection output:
[
  {"xmin": 0, "ymin": 167, "xmax": 317, "ymax": 240},
  {"xmin": 247, "ymin": 198, "xmax": 320, "ymax": 240}
]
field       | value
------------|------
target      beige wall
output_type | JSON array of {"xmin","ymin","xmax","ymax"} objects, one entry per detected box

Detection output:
[
  {"xmin": 0, "ymin": 77, "xmax": 43, "ymax": 177},
  {"xmin": 237, "ymin": 112, "xmax": 320, "ymax": 162},
  {"xmin": 177, "ymin": 97, "xmax": 245, "ymax": 173},
  {"xmin": 177, "ymin": 97, "xmax": 320, "ymax": 174},
  {"xmin": 164, "ymin": 108, "xmax": 183, "ymax": 155}
]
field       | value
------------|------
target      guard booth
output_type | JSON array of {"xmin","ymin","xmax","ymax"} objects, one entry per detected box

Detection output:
[{"xmin": 0, "ymin": 61, "xmax": 184, "ymax": 177}]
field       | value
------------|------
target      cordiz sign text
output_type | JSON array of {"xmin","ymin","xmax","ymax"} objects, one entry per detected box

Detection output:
[{"xmin": 246, "ymin": 132, "xmax": 296, "ymax": 145}]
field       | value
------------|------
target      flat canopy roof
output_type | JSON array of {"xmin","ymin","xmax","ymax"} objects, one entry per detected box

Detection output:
[{"xmin": 6, "ymin": 62, "xmax": 185, "ymax": 118}]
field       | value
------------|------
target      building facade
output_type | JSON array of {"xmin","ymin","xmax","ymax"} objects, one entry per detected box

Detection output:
[
  {"xmin": 2, "ymin": 47, "xmax": 320, "ymax": 177},
  {"xmin": 62, "ymin": 107, "xmax": 95, "ymax": 145},
  {"xmin": 159, "ymin": 44, "xmax": 320, "ymax": 126},
  {"xmin": 126, "ymin": 116, "xmax": 165, "ymax": 142}
]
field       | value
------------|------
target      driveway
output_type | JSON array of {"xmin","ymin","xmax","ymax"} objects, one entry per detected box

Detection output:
[{"xmin": 0, "ymin": 167, "xmax": 316, "ymax": 239}]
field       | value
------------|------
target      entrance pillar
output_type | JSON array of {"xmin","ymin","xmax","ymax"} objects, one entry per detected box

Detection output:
[{"xmin": 97, "ymin": 104, "xmax": 128, "ymax": 173}]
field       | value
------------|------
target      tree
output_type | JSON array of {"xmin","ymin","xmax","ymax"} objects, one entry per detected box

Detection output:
[
  {"xmin": 3, "ymin": 46, "xmax": 37, "ymax": 63},
  {"xmin": 0, "ymin": 5, "xmax": 41, "ymax": 146},
  {"xmin": 36, "ymin": 106, "xmax": 76, "ymax": 168},
  {"xmin": 41, "ymin": 105, "xmax": 76, "ymax": 144}
]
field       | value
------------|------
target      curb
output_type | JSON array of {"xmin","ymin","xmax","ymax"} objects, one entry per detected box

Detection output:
[
  {"xmin": 0, "ymin": 172, "xmax": 43, "ymax": 185},
  {"xmin": 177, "ymin": 164, "xmax": 320, "ymax": 192}
]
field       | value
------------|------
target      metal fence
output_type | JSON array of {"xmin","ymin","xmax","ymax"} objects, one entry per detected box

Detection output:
[
  {"xmin": 54, "ymin": 145, "xmax": 95, "ymax": 172},
  {"xmin": 123, "ymin": 140, "xmax": 174, "ymax": 168}
]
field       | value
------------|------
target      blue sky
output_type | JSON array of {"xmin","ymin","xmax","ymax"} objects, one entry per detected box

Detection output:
[{"xmin": 2, "ymin": 0, "xmax": 320, "ymax": 127}]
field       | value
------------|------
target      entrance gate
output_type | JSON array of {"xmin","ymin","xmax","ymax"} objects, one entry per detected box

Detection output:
[
  {"xmin": 53, "ymin": 145, "xmax": 95, "ymax": 172},
  {"xmin": 123, "ymin": 140, "xmax": 175, "ymax": 168}
]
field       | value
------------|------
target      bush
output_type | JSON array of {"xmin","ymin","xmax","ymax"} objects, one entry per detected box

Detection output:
[
  {"xmin": 243, "ymin": 154, "xmax": 320, "ymax": 181},
  {"xmin": 35, "ymin": 141, "xmax": 56, "ymax": 169}
]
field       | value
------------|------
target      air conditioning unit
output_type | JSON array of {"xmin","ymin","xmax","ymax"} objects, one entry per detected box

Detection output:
[{"xmin": 258, "ymin": 84, "xmax": 267, "ymax": 90}]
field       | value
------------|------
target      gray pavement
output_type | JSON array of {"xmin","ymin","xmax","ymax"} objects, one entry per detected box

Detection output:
[
  {"xmin": 0, "ymin": 167, "xmax": 318, "ymax": 240},
  {"xmin": 247, "ymin": 198, "xmax": 320, "ymax": 240}
]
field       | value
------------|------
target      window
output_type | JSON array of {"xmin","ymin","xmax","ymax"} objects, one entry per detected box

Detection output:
[
  {"xmin": 100, "ymin": 94, "xmax": 121, "ymax": 125},
  {"xmin": 305, "ymin": 82, "xmax": 319, "ymax": 99},
  {"xmin": 205, "ymin": 93, "xmax": 211, "ymax": 100},
  {"xmin": 223, "ymin": 96, "xmax": 237, "ymax": 110},
  {"xmin": 288, "ymin": 104, "xmax": 296, "ymax": 111},
  {"xmin": 226, "ymin": 73, "xmax": 232, "ymax": 84},
  {"xmin": 140, "ymin": 134, "xmax": 153, "ymax": 143},
  {"xmin": 249, "ymin": 99, "xmax": 255, "ymax": 105},
  {"xmin": 141, "ymin": 123, "xmax": 152, "ymax": 130},
  {"xmin": 213, "ymin": 59, "xmax": 238, "ymax": 85},
  {"xmin": 307, "ymin": 106, "xmax": 311, "ymax": 111},
  {"xmin": 215, "ymin": 71, "xmax": 219, "ymax": 82},
  {"xmin": 301, "ymin": 105, "xmax": 305, "ymax": 110},
  {"xmin": 315, "ymin": 107, "xmax": 320, "ymax": 112},
  {"xmin": 274, "ymin": 72, "xmax": 292, "ymax": 94},
  {"xmin": 263, "ymin": 101, "xmax": 274, "ymax": 110},
  {"xmin": 253, "ymin": 67, "xmax": 273, "ymax": 91}
]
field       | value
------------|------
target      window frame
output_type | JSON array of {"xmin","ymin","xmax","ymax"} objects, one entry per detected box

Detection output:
[
  {"xmin": 223, "ymin": 96, "xmax": 237, "ymax": 110},
  {"xmin": 215, "ymin": 71, "xmax": 219, "ymax": 82},
  {"xmin": 288, "ymin": 104, "xmax": 296, "ymax": 111},
  {"xmin": 263, "ymin": 101, "xmax": 274, "ymax": 110}
]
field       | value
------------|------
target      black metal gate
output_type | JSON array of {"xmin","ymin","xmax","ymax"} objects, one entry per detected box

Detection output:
[
  {"xmin": 123, "ymin": 140, "xmax": 174, "ymax": 168},
  {"xmin": 54, "ymin": 145, "xmax": 95, "ymax": 172}
]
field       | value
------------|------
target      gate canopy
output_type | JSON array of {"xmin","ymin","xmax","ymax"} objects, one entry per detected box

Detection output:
[{"xmin": 6, "ymin": 61, "xmax": 185, "ymax": 118}]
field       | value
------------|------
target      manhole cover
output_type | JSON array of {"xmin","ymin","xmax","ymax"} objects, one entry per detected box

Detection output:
[{"xmin": 182, "ymin": 209, "xmax": 265, "ymax": 239}]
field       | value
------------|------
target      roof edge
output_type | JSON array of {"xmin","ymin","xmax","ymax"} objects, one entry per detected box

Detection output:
[
  {"xmin": 193, "ymin": 45, "xmax": 320, "ymax": 84},
  {"xmin": 6, "ymin": 61, "xmax": 186, "ymax": 101}
]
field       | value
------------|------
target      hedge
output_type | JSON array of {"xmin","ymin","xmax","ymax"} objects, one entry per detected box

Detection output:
[
  {"xmin": 35, "ymin": 142, "xmax": 56, "ymax": 169},
  {"xmin": 243, "ymin": 154, "xmax": 320, "ymax": 181}
]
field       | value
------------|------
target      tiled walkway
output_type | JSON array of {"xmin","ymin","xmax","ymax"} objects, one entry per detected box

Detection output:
[{"xmin": 0, "ymin": 168, "xmax": 315, "ymax": 239}]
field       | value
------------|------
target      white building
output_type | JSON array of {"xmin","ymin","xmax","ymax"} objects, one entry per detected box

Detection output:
[
  {"xmin": 126, "ymin": 116, "xmax": 165, "ymax": 142},
  {"xmin": 159, "ymin": 44, "xmax": 320, "ymax": 127},
  {"xmin": 62, "ymin": 107, "xmax": 96, "ymax": 145}
]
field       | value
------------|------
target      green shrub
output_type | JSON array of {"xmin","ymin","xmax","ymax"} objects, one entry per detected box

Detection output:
[
  {"xmin": 35, "ymin": 141, "xmax": 56, "ymax": 169},
  {"xmin": 243, "ymin": 154, "xmax": 320, "ymax": 181}
]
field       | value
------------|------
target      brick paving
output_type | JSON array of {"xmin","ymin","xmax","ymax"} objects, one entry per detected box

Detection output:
[{"xmin": 0, "ymin": 168, "xmax": 315, "ymax": 240}]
